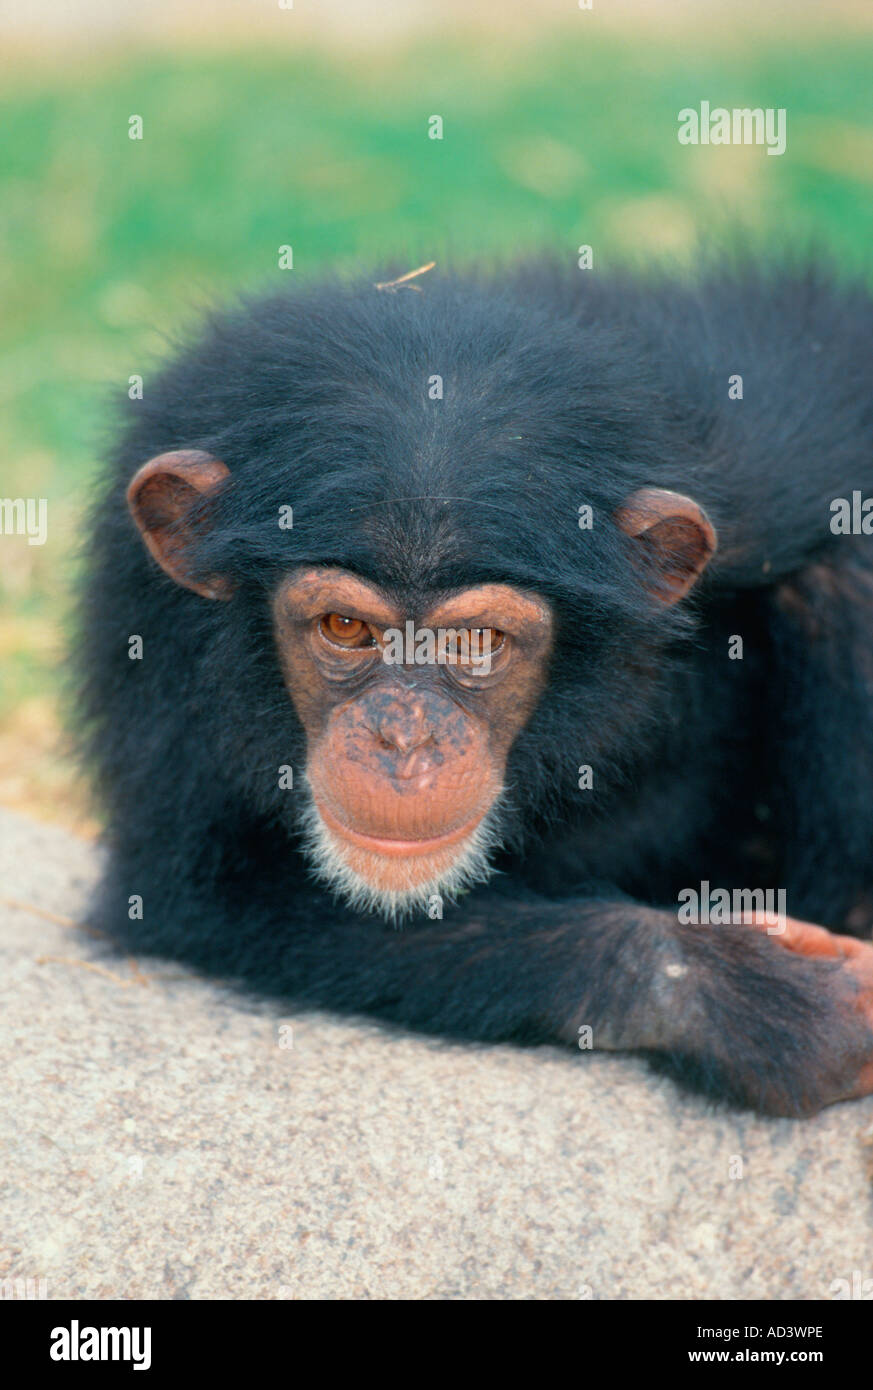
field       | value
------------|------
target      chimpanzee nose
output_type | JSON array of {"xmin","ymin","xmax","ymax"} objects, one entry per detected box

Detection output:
[{"xmin": 370, "ymin": 699, "xmax": 435, "ymax": 754}]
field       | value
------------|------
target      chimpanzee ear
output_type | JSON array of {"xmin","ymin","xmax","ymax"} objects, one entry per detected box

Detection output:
[
  {"xmin": 615, "ymin": 487, "xmax": 717, "ymax": 604},
  {"xmin": 127, "ymin": 449, "xmax": 233, "ymax": 600}
]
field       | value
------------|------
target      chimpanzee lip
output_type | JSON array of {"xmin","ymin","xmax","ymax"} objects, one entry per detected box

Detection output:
[{"xmin": 314, "ymin": 799, "xmax": 485, "ymax": 856}]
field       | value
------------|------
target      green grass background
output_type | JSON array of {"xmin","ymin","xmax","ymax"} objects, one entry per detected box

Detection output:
[{"xmin": 1, "ymin": 25, "xmax": 872, "ymax": 820}]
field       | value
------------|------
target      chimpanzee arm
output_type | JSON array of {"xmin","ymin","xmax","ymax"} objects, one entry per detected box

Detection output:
[
  {"xmin": 286, "ymin": 892, "xmax": 873, "ymax": 1117},
  {"xmin": 118, "ymin": 868, "xmax": 873, "ymax": 1117}
]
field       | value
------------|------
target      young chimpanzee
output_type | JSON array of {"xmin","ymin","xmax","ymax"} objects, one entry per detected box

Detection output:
[{"xmin": 76, "ymin": 260, "xmax": 873, "ymax": 1116}]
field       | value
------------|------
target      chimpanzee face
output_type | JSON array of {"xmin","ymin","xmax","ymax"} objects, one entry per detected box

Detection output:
[{"xmin": 270, "ymin": 566, "xmax": 553, "ymax": 915}]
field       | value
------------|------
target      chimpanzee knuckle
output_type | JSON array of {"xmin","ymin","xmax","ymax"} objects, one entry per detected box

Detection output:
[
  {"xmin": 657, "ymin": 944, "xmax": 871, "ymax": 1116},
  {"xmin": 847, "ymin": 942, "xmax": 873, "ymax": 995},
  {"xmin": 850, "ymin": 1059, "xmax": 873, "ymax": 1100},
  {"xmin": 803, "ymin": 964, "xmax": 873, "ymax": 1110}
]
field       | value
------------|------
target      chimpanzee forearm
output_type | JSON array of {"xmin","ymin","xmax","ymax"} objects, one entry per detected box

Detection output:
[
  {"xmin": 117, "ymin": 872, "xmax": 869, "ymax": 1117},
  {"xmin": 294, "ymin": 892, "xmax": 872, "ymax": 1116}
]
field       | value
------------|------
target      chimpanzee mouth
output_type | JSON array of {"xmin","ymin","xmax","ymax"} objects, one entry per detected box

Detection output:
[
  {"xmin": 297, "ymin": 794, "xmax": 505, "ymax": 921},
  {"xmin": 312, "ymin": 799, "xmax": 487, "ymax": 857}
]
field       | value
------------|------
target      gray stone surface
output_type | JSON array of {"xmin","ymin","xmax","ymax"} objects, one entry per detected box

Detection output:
[{"xmin": 1, "ymin": 805, "xmax": 872, "ymax": 1300}]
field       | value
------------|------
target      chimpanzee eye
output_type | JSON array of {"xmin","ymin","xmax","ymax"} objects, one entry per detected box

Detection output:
[
  {"xmin": 443, "ymin": 628, "xmax": 506, "ymax": 663},
  {"xmin": 319, "ymin": 613, "xmax": 376, "ymax": 648}
]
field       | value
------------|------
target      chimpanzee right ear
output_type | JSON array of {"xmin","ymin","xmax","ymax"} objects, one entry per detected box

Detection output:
[{"xmin": 127, "ymin": 449, "xmax": 233, "ymax": 599}]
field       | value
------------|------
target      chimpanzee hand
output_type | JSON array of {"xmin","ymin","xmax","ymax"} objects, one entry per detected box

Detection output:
[{"xmin": 740, "ymin": 913, "xmax": 873, "ymax": 1105}]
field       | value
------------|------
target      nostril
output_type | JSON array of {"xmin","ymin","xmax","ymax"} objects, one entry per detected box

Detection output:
[
  {"xmin": 369, "ymin": 724, "xmax": 434, "ymax": 755},
  {"xmin": 362, "ymin": 721, "xmax": 395, "ymax": 751},
  {"xmin": 393, "ymin": 731, "xmax": 435, "ymax": 755}
]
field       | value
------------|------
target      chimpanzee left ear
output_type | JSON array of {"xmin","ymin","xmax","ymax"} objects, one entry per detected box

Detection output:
[
  {"xmin": 127, "ymin": 449, "xmax": 233, "ymax": 600},
  {"xmin": 615, "ymin": 487, "xmax": 717, "ymax": 604}
]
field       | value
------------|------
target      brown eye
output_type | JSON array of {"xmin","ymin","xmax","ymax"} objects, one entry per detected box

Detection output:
[
  {"xmin": 319, "ymin": 613, "xmax": 375, "ymax": 648},
  {"xmin": 476, "ymin": 627, "xmax": 505, "ymax": 652},
  {"xmin": 442, "ymin": 628, "xmax": 505, "ymax": 663}
]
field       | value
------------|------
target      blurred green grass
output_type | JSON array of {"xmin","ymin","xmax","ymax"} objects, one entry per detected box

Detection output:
[{"xmin": 1, "ymin": 29, "xmax": 872, "ymax": 820}]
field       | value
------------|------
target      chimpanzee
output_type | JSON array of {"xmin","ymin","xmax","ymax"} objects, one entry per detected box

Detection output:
[{"xmin": 76, "ymin": 259, "xmax": 873, "ymax": 1116}]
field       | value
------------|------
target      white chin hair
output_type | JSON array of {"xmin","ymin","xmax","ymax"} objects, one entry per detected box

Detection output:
[{"xmin": 297, "ymin": 798, "xmax": 504, "ymax": 921}]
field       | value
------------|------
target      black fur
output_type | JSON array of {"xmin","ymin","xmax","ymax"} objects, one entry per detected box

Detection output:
[{"xmin": 76, "ymin": 261, "xmax": 873, "ymax": 1115}]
